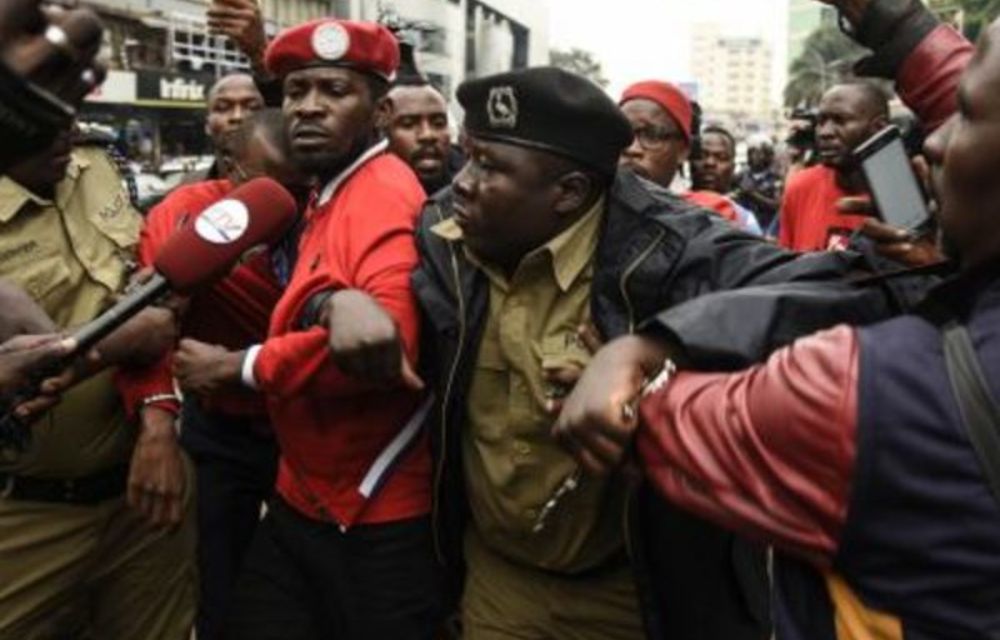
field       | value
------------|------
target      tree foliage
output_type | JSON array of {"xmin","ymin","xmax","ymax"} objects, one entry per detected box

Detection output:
[
  {"xmin": 783, "ymin": 25, "xmax": 867, "ymax": 108},
  {"xmin": 950, "ymin": 0, "xmax": 1000, "ymax": 42},
  {"xmin": 549, "ymin": 47, "xmax": 609, "ymax": 88}
]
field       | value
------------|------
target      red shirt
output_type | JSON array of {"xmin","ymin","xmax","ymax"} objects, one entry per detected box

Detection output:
[
  {"xmin": 778, "ymin": 165, "xmax": 868, "ymax": 252},
  {"xmin": 246, "ymin": 145, "xmax": 431, "ymax": 528},
  {"xmin": 116, "ymin": 179, "xmax": 282, "ymax": 419}
]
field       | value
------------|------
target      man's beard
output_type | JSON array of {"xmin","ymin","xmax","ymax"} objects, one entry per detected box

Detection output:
[
  {"xmin": 294, "ymin": 149, "xmax": 352, "ymax": 179},
  {"xmin": 418, "ymin": 169, "xmax": 449, "ymax": 196},
  {"xmin": 294, "ymin": 135, "xmax": 373, "ymax": 182}
]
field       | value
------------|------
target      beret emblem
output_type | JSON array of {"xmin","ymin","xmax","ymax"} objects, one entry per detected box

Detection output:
[
  {"xmin": 487, "ymin": 86, "xmax": 518, "ymax": 129},
  {"xmin": 312, "ymin": 23, "xmax": 351, "ymax": 60}
]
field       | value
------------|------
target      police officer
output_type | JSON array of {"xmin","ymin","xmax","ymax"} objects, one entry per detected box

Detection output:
[
  {"xmin": 0, "ymin": 125, "xmax": 195, "ymax": 638},
  {"xmin": 407, "ymin": 67, "xmax": 912, "ymax": 640}
]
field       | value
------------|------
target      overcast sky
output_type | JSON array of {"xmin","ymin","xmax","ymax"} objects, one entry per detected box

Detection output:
[{"xmin": 547, "ymin": 0, "xmax": 789, "ymax": 101}]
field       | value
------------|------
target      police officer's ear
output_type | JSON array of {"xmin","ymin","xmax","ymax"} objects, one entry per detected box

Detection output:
[{"xmin": 552, "ymin": 171, "xmax": 598, "ymax": 217}]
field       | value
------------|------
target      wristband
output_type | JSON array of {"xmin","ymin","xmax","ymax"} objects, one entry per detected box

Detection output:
[{"xmin": 139, "ymin": 393, "xmax": 181, "ymax": 417}]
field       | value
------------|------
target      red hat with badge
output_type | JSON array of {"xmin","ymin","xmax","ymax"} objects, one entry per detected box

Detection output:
[{"xmin": 264, "ymin": 19, "xmax": 400, "ymax": 81}]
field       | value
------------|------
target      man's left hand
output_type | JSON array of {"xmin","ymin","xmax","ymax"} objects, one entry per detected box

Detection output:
[
  {"xmin": 173, "ymin": 338, "xmax": 244, "ymax": 397},
  {"xmin": 127, "ymin": 407, "xmax": 185, "ymax": 529}
]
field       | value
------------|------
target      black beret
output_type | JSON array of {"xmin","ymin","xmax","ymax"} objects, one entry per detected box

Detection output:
[{"xmin": 457, "ymin": 67, "xmax": 633, "ymax": 175}]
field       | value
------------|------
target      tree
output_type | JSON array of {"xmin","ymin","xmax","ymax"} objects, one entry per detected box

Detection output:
[
  {"xmin": 549, "ymin": 48, "xmax": 608, "ymax": 88},
  {"xmin": 783, "ymin": 24, "xmax": 867, "ymax": 108},
  {"xmin": 943, "ymin": 0, "xmax": 1000, "ymax": 42}
]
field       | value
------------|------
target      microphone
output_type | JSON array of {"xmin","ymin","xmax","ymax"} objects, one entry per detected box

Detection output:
[{"xmin": 70, "ymin": 177, "xmax": 298, "ymax": 353}]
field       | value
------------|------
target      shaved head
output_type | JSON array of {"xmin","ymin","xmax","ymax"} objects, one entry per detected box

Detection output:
[
  {"xmin": 208, "ymin": 73, "xmax": 258, "ymax": 103},
  {"xmin": 827, "ymin": 81, "xmax": 890, "ymax": 120}
]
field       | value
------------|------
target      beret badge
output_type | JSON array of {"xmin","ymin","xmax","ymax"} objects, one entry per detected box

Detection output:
[
  {"xmin": 312, "ymin": 22, "xmax": 351, "ymax": 61},
  {"xmin": 487, "ymin": 85, "xmax": 518, "ymax": 129}
]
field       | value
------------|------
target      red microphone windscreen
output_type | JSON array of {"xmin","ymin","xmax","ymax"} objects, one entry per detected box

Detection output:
[{"xmin": 153, "ymin": 177, "xmax": 298, "ymax": 293}]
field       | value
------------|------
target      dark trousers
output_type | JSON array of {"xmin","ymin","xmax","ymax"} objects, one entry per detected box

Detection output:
[
  {"xmin": 180, "ymin": 401, "xmax": 278, "ymax": 640},
  {"xmin": 640, "ymin": 486, "xmax": 771, "ymax": 640},
  {"xmin": 227, "ymin": 497, "xmax": 444, "ymax": 640}
]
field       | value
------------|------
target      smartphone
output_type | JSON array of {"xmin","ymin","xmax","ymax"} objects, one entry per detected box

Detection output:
[{"xmin": 853, "ymin": 125, "xmax": 930, "ymax": 231}]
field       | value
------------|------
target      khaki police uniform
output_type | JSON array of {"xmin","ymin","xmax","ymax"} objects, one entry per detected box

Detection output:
[
  {"xmin": 434, "ymin": 199, "xmax": 644, "ymax": 640},
  {"xmin": 0, "ymin": 147, "xmax": 196, "ymax": 640}
]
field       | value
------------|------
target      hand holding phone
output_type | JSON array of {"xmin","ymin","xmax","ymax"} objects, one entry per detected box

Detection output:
[{"xmin": 853, "ymin": 125, "xmax": 931, "ymax": 232}]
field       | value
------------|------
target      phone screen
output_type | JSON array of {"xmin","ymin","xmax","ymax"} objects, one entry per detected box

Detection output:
[{"xmin": 859, "ymin": 132, "xmax": 929, "ymax": 231}]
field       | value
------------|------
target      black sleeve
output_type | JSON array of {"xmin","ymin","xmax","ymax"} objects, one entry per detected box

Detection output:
[
  {"xmin": 846, "ymin": 0, "xmax": 941, "ymax": 79},
  {"xmin": 647, "ymin": 220, "xmax": 940, "ymax": 369}
]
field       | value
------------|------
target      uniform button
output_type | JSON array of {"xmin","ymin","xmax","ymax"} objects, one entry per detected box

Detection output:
[
  {"xmin": 515, "ymin": 442, "xmax": 531, "ymax": 456},
  {"xmin": 525, "ymin": 508, "xmax": 538, "ymax": 520}
]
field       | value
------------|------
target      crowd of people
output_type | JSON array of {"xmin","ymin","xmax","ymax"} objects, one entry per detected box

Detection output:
[{"xmin": 0, "ymin": 0, "xmax": 997, "ymax": 639}]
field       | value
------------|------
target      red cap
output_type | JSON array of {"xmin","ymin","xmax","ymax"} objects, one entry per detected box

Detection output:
[
  {"xmin": 264, "ymin": 19, "xmax": 400, "ymax": 81},
  {"xmin": 620, "ymin": 81, "xmax": 693, "ymax": 144}
]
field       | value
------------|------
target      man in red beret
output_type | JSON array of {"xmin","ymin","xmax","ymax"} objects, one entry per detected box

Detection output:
[
  {"xmin": 172, "ymin": 18, "xmax": 443, "ymax": 640},
  {"xmin": 618, "ymin": 81, "xmax": 756, "ymax": 231}
]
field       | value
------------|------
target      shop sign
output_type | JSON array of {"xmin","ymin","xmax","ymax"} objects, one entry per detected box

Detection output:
[
  {"xmin": 85, "ymin": 70, "xmax": 137, "ymax": 104},
  {"xmin": 137, "ymin": 71, "xmax": 214, "ymax": 107}
]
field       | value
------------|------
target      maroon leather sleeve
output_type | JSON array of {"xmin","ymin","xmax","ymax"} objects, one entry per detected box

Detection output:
[
  {"xmin": 897, "ymin": 24, "xmax": 974, "ymax": 132},
  {"xmin": 637, "ymin": 325, "xmax": 860, "ymax": 567}
]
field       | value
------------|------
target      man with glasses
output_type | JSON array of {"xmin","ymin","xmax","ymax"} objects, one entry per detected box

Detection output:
[{"xmin": 618, "ymin": 81, "xmax": 757, "ymax": 231}]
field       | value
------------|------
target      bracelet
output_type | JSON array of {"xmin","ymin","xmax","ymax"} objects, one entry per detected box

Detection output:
[
  {"xmin": 139, "ymin": 393, "xmax": 181, "ymax": 417},
  {"xmin": 641, "ymin": 358, "xmax": 677, "ymax": 399},
  {"xmin": 141, "ymin": 393, "xmax": 180, "ymax": 407}
]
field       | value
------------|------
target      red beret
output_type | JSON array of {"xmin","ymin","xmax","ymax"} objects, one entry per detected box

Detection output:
[
  {"xmin": 264, "ymin": 19, "xmax": 400, "ymax": 81},
  {"xmin": 619, "ymin": 81, "xmax": 693, "ymax": 144}
]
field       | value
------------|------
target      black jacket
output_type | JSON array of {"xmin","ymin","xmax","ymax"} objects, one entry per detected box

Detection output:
[{"xmin": 411, "ymin": 170, "xmax": 921, "ymax": 639}]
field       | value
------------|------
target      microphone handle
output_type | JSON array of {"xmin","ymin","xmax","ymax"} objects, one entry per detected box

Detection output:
[
  {"xmin": 71, "ymin": 273, "xmax": 171, "ymax": 354},
  {"xmin": 0, "ymin": 274, "xmax": 170, "ymax": 451}
]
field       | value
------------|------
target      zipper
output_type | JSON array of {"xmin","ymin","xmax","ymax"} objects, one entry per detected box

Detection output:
[
  {"xmin": 619, "ymin": 228, "xmax": 667, "ymax": 333},
  {"xmin": 618, "ymin": 228, "xmax": 666, "ymax": 557},
  {"xmin": 431, "ymin": 207, "xmax": 468, "ymax": 566}
]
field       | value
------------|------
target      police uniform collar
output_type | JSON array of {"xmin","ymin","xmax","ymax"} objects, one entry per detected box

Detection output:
[
  {"xmin": 432, "ymin": 196, "xmax": 604, "ymax": 292},
  {"xmin": 316, "ymin": 139, "xmax": 389, "ymax": 206},
  {"xmin": 0, "ymin": 152, "xmax": 90, "ymax": 223}
]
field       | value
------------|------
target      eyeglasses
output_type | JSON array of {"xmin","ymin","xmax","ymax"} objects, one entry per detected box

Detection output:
[{"xmin": 632, "ymin": 125, "xmax": 683, "ymax": 151}]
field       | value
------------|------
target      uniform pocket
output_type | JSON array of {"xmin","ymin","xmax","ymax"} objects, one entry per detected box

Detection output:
[{"xmin": 8, "ymin": 254, "xmax": 72, "ymax": 305}]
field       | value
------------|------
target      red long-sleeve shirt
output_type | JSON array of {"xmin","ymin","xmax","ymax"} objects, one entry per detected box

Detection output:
[
  {"xmin": 116, "ymin": 179, "xmax": 282, "ymax": 418},
  {"xmin": 243, "ymin": 145, "xmax": 431, "ymax": 528}
]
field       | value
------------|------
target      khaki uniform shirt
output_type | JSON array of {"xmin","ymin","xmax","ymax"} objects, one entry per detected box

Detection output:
[
  {"xmin": 0, "ymin": 147, "xmax": 141, "ymax": 477},
  {"xmin": 434, "ymin": 198, "xmax": 630, "ymax": 574}
]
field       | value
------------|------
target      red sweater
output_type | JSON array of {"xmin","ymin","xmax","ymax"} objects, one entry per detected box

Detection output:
[
  {"xmin": 245, "ymin": 146, "xmax": 431, "ymax": 528},
  {"xmin": 116, "ymin": 179, "xmax": 282, "ymax": 419},
  {"xmin": 777, "ymin": 165, "xmax": 867, "ymax": 252},
  {"xmin": 777, "ymin": 25, "xmax": 971, "ymax": 255}
]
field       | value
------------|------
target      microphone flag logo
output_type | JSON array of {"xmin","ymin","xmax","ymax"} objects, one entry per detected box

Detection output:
[{"xmin": 195, "ymin": 199, "xmax": 250, "ymax": 244}]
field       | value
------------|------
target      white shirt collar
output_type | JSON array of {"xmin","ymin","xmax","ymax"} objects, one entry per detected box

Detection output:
[{"xmin": 316, "ymin": 139, "xmax": 389, "ymax": 206}]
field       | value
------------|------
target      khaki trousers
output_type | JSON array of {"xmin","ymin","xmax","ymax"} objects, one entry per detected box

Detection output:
[
  {"xmin": 461, "ymin": 529, "xmax": 645, "ymax": 640},
  {"xmin": 0, "ymin": 458, "xmax": 197, "ymax": 640}
]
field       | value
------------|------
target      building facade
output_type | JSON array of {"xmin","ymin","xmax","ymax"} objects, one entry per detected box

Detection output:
[
  {"xmin": 79, "ymin": 0, "xmax": 548, "ymax": 163},
  {"xmin": 691, "ymin": 22, "xmax": 775, "ymax": 128}
]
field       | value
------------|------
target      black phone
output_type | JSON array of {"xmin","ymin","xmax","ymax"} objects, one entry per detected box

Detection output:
[{"xmin": 853, "ymin": 125, "xmax": 930, "ymax": 231}]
